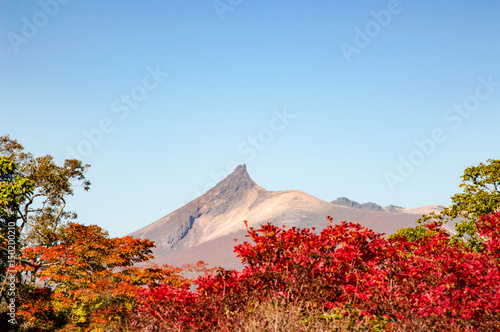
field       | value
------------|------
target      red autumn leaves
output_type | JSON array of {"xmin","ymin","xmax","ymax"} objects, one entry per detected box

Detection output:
[
  {"xmin": 14, "ymin": 212, "xmax": 500, "ymax": 330},
  {"xmin": 133, "ymin": 212, "xmax": 500, "ymax": 331}
]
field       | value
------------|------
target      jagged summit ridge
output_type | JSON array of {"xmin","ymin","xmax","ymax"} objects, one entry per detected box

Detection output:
[
  {"xmin": 331, "ymin": 197, "xmax": 362, "ymax": 209},
  {"xmin": 200, "ymin": 164, "xmax": 258, "ymax": 217},
  {"xmin": 331, "ymin": 197, "xmax": 384, "ymax": 212},
  {"xmin": 208, "ymin": 164, "xmax": 256, "ymax": 194},
  {"xmin": 330, "ymin": 197, "xmax": 443, "ymax": 214}
]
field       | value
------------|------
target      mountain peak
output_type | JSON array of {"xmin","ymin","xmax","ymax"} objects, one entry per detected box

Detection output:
[
  {"xmin": 211, "ymin": 164, "xmax": 256, "ymax": 192},
  {"xmin": 200, "ymin": 164, "xmax": 258, "ymax": 216}
]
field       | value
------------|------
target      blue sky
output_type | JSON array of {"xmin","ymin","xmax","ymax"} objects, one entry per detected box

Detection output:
[{"xmin": 1, "ymin": 0, "xmax": 499, "ymax": 237}]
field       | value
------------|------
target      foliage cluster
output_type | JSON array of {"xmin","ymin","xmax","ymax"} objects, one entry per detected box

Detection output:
[
  {"xmin": 16, "ymin": 223, "xmax": 192, "ymax": 331},
  {"xmin": 130, "ymin": 213, "xmax": 500, "ymax": 331}
]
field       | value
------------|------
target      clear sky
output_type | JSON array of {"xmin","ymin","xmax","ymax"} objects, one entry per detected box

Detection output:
[{"xmin": 1, "ymin": 0, "xmax": 499, "ymax": 237}]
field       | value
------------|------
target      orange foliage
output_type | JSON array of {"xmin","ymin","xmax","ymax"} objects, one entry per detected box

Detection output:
[{"xmin": 17, "ymin": 223, "xmax": 188, "ymax": 330}]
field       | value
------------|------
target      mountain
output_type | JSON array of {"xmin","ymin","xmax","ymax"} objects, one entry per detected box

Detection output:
[
  {"xmin": 130, "ymin": 165, "xmax": 444, "ymax": 270},
  {"xmin": 331, "ymin": 197, "xmax": 384, "ymax": 211},
  {"xmin": 331, "ymin": 197, "xmax": 446, "ymax": 215},
  {"xmin": 331, "ymin": 197, "xmax": 363, "ymax": 209}
]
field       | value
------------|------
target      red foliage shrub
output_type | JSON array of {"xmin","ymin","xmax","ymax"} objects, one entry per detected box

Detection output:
[{"xmin": 131, "ymin": 212, "xmax": 500, "ymax": 331}]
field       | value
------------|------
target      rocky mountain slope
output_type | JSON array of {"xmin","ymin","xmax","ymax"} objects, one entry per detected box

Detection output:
[{"xmin": 130, "ymin": 165, "xmax": 444, "ymax": 270}]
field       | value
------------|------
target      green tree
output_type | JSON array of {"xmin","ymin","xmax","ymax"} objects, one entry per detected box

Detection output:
[
  {"xmin": 418, "ymin": 158, "xmax": 500, "ymax": 250},
  {"xmin": 0, "ymin": 135, "xmax": 90, "ymax": 249},
  {"xmin": 0, "ymin": 156, "xmax": 33, "ymax": 302}
]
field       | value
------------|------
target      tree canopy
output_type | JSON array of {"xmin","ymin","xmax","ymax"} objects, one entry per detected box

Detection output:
[
  {"xmin": 18, "ymin": 222, "xmax": 185, "ymax": 330},
  {"xmin": 418, "ymin": 158, "xmax": 500, "ymax": 250},
  {"xmin": 0, "ymin": 135, "xmax": 91, "ymax": 249}
]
